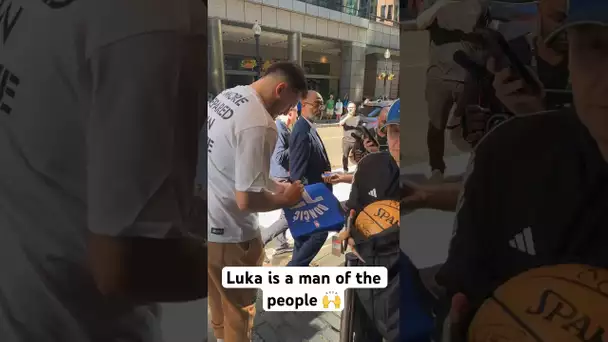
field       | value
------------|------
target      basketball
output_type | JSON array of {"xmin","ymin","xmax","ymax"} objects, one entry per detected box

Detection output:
[
  {"xmin": 354, "ymin": 200, "xmax": 399, "ymax": 238},
  {"xmin": 468, "ymin": 264, "xmax": 608, "ymax": 342}
]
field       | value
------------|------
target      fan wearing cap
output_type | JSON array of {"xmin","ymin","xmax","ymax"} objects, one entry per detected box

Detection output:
[
  {"xmin": 331, "ymin": 100, "xmax": 402, "ymax": 341},
  {"xmin": 434, "ymin": 1, "xmax": 608, "ymax": 340},
  {"xmin": 323, "ymin": 100, "xmax": 401, "ymax": 186}
]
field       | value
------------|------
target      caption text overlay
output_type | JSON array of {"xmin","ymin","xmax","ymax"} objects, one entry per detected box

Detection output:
[{"xmin": 222, "ymin": 267, "xmax": 387, "ymax": 312}]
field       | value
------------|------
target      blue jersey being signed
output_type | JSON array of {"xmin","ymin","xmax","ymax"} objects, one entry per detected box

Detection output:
[{"xmin": 284, "ymin": 183, "xmax": 345, "ymax": 238}]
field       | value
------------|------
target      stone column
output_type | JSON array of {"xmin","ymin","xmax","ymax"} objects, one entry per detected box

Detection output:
[
  {"xmin": 288, "ymin": 32, "xmax": 302, "ymax": 66},
  {"xmin": 209, "ymin": 18, "xmax": 225, "ymax": 96},
  {"xmin": 389, "ymin": 59, "xmax": 400, "ymax": 99},
  {"xmin": 339, "ymin": 41, "xmax": 367, "ymax": 103}
]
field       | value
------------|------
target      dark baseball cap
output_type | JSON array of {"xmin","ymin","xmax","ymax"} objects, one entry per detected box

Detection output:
[{"xmin": 545, "ymin": 0, "xmax": 608, "ymax": 44}]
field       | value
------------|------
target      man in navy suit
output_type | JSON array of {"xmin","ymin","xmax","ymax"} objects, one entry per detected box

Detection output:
[
  {"xmin": 288, "ymin": 91, "xmax": 332, "ymax": 266},
  {"xmin": 262, "ymin": 105, "xmax": 298, "ymax": 255}
]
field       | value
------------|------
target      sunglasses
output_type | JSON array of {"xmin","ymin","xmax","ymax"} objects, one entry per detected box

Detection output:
[{"xmin": 303, "ymin": 101, "xmax": 324, "ymax": 108}]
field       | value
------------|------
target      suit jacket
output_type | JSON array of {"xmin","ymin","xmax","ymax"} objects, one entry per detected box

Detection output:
[
  {"xmin": 270, "ymin": 120, "xmax": 290, "ymax": 179},
  {"xmin": 289, "ymin": 116, "xmax": 331, "ymax": 188}
]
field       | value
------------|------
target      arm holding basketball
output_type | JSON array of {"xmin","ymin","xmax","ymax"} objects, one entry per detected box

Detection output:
[{"xmin": 323, "ymin": 173, "xmax": 353, "ymax": 185}]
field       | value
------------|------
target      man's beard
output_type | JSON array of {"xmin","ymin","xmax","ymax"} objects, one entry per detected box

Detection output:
[{"xmin": 306, "ymin": 111, "xmax": 321, "ymax": 122}]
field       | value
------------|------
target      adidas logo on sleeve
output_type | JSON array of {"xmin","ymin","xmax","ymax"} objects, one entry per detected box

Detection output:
[{"xmin": 509, "ymin": 227, "xmax": 536, "ymax": 256}]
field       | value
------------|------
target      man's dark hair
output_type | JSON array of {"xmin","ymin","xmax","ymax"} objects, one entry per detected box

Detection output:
[{"xmin": 263, "ymin": 62, "xmax": 307, "ymax": 94}]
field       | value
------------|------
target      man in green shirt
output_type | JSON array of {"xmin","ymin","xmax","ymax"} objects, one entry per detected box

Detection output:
[{"xmin": 325, "ymin": 94, "xmax": 335, "ymax": 119}]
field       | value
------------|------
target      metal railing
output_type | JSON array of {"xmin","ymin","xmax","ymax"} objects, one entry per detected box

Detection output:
[
  {"xmin": 300, "ymin": 0, "xmax": 368, "ymax": 18},
  {"xmin": 298, "ymin": 0, "xmax": 401, "ymax": 26}
]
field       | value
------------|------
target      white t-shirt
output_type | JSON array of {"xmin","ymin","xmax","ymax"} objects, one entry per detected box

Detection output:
[
  {"xmin": 427, "ymin": 0, "xmax": 487, "ymax": 82},
  {"xmin": 207, "ymin": 85, "xmax": 278, "ymax": 243},
  {"xmin": 0, "ymin": 0, "xmax": 204, "ymax": 341},
  {"xmin": 335, "ymin": 101, "xmax": 343, "ymax": 113}
]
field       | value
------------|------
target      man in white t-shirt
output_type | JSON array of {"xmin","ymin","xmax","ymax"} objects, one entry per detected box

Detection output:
[
  {"xmin": 0, "ymin": 1, "xmax": 206, "ymax": 341},
  {"xmin": 207, "ymin": 62, "xmax": 307, "ymax": 342}
]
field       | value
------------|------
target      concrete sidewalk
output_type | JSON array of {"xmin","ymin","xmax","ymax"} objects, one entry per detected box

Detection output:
[{"xmin": 251, "ymin": 299, "xmax": 343, "ymax": 342}]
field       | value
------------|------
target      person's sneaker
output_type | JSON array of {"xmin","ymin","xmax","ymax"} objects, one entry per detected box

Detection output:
[
  {"xmin": 428, "ymin": 169, "xmax": 444, "ymax": 184},
  {"xmin": 274, "ymin": 244, "xmax": 293, "ymax": 255}
]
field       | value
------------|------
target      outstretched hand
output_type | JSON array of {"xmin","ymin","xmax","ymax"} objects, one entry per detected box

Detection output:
[
  {"xmin": 322, "ymin": 172, "xmax": 353, "ymax": 185},
  {"xmin": 322, "ymin": 172, "xmax": 341, "ymax": 184},
  {"xmin": 400, "ymin": 183, "xmax": 428, "ymax": 210}
]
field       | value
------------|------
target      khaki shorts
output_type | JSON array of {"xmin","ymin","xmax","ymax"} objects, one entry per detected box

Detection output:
[{"xmin": 208, "ymin": 236, "xmax": 264, "ymax": 341}]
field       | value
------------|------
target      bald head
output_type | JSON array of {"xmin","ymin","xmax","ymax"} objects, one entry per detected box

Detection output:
[
  {"xmin": 305, "ymin": 91, "xmax": 322, "ymax": 102},
  {"xmin": 301, "ymin": 91, "xmax": 324, "ymax": 120}
]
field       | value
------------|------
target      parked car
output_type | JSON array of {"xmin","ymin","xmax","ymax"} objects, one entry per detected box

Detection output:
[{"xmin": 357, "ymin": 100, "xmax": 394, "ymax": 130}]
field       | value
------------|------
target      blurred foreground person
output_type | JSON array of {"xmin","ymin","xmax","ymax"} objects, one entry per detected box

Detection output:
[
  {"xmin": 0, "ymin": 1, "xmax": 207, "ymax": 341},
  {"xmin": 437, "ymin": 2, "xmax": 608, "ymax": 340}
]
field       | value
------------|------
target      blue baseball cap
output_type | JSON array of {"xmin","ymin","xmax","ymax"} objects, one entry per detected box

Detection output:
[
  {"xmin": 381, "ymin": 99, "xmax": 400, "ymax": 132},
  {"xmin": 545, "ymin": 0, "xmax": 608, "ymax": 44}
]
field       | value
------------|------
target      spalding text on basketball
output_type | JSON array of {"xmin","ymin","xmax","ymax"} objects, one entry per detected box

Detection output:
[
  {"xmin": 373, "ymin": 208, "xmax": 399, "ymax": 226},
  {"xmin": 526, "ymin": 289, "xmax": 605, "ymax": 342}
]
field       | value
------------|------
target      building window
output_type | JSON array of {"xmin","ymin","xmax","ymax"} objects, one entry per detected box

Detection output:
[
  {"xmin": 387, "ymin": 5, "xmax": 393, "ymax": 20},
  {"xmin": 380, "ymin": 5, "xmax": 386, "ymax": 18},
  {"xmin": 395, "ymin": 4, "xmax": 399, "ymax": 21}
]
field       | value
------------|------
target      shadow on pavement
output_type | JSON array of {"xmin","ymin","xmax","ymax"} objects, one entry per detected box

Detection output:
[
  {"xmin": 207, "ymin": 290, "xmax": 342, "ymax": 342},
  {"xmin": 253, "ymin": 296, "xmax": 342, "ymax": 342}
]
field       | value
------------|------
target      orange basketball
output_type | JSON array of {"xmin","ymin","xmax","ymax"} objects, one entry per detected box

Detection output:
[
  {"xmin": 354, "ymin": 200, "xmax": 399, "ymax": 238},
  {"xmin": 469, "ymin": 264, "xmax": 608, "ymax": 342}
]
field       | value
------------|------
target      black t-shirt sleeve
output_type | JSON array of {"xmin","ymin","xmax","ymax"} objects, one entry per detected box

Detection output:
[
  {"xmin": 346, "ymin": 152, "xmax": 400, "ymax": 210},
  {"xmin": 435, "ymin": 152, "xmax": 496, "ymax": 308},
  {"xmin": 346, "ymin": 170, "xmax": 362, "ymax": 213}
]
